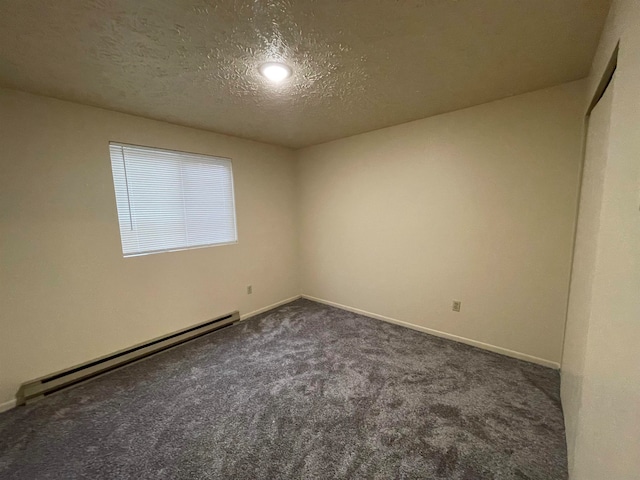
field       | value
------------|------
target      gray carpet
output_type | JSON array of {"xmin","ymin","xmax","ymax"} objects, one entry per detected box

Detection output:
[{"xmin": 0, "ymin": 299, "xmax": 567, "ymax": 479}]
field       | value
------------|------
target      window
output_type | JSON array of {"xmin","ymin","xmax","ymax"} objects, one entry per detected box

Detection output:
[{"xmin": 109, "ymin": 143, "xmax": 237, "ymax": 257}]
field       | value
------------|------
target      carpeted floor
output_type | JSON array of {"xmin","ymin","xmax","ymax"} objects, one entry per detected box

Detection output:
[{"xmin": 0, "ymin": 299, "xmax": 567, "ymax": 479}]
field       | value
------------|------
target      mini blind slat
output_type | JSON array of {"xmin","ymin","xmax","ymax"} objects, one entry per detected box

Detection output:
[{"xmin": 109, "ymin": 143, "xmax": 238, "ymax": 257}]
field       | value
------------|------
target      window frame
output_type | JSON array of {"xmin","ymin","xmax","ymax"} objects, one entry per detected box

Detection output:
[{"xmin": 109, "ymin": 141, "xmax": 239, "ymax": 258}]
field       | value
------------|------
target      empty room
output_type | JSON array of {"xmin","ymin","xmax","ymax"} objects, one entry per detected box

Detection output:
[{"xmin": 0, "ymin": 1, "xmax": 638, "ymax": 479}]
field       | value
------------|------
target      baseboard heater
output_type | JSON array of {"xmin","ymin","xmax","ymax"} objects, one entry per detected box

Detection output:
[{"xmin": 16, "ymin": 310, "xmax": 240, "ymax": 406}]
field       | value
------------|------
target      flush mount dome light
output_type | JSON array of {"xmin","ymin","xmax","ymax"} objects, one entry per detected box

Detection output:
[{"xmin": 259, "ymin": 62, "xmax": 292, "ymax": 83}]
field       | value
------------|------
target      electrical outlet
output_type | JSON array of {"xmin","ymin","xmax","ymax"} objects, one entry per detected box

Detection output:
[
  {"xmin": 247, "ymin": 285, "xmax": 252, "ymax": 295},
  {"xmin": 452, "ymin": 300, "xmax": 461, "ymax": 312}
]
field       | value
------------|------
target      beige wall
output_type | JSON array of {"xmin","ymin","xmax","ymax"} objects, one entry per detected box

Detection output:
[
  {"xmin": 561, "ymin": 1, "xmax": 640, "ymax": 478},
  {"xmin": 561, "ymin": 76, "xmax": 614, "ymax": 469},
  {"xmin": 4, "ymin": 35, "xmax": 635, "ymax": 476},
  {"xmin": 0, "ymin": 88, "xmax": 299, "ymax": 407},
  {"xmin": 297, "ymin": 81, "xmax": 585, "ymax": 367}
]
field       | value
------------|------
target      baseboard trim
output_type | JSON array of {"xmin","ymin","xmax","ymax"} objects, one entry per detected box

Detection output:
[
  {"xmin": 240, "ymin": 295, "xmax": 302, "ymax": 321},
  {"xmin": 0, "ymin": 398, "xmax": 17, "ymax": 413},
  {"xmin": 0, "ymin": 299, "xmax": 300, "ymax": 411},
  {"xmin": 0, "ymin": 294, "xmax": 556, "ymax": 410},
  {"xmin": 301, "ymin": 294, "xmax": 560, "ymax": 369}
]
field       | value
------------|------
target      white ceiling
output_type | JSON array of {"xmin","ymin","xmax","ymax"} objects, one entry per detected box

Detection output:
[{"xmin": 0, "ymin": 0, "xmax": 611, "ymax": 149}]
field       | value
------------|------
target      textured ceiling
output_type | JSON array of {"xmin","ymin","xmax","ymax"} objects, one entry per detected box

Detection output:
[{"xmin": 0, "ymin": 0, "xmax": 610, "ymax": 148}]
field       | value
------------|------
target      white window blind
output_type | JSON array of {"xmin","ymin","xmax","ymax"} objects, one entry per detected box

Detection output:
[{"xmin": 109, "ymin": 143, "xmax": 238, "ymax": 257}]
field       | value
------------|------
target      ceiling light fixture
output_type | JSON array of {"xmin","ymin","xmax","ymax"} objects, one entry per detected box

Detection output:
[{"xmin": 259, "ymin": 62, "xmax": 292, "ymax": 83}]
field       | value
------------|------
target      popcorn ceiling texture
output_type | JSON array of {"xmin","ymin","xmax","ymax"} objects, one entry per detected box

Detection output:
[{"xmin": 0, "ymin": 0, "xmax": 609, "ymax": 148}]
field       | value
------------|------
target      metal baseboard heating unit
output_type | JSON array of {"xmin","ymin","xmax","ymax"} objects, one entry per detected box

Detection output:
[{"xmin": 16, "ymin": 310, "xmax": 240, "ymax": 406}]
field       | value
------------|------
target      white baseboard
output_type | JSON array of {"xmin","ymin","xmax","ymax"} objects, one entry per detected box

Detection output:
[
  {"xmin": 301, "ymin": 294, "xmax": 560, "ymax": 369},
  {"xmin": 0, "ymin": 298, "xmax": 301, "ymax": 413},
  {"xmin": 240, "ymin": 295, "xmax": 302, "ymax": 321},
  {"xmin": 0, "ymin": 398, "xmax": 16, "ymax": 413},
  {"xmin": 0, "ymin": 294, "xmax": 556, "ymax": 414}
]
